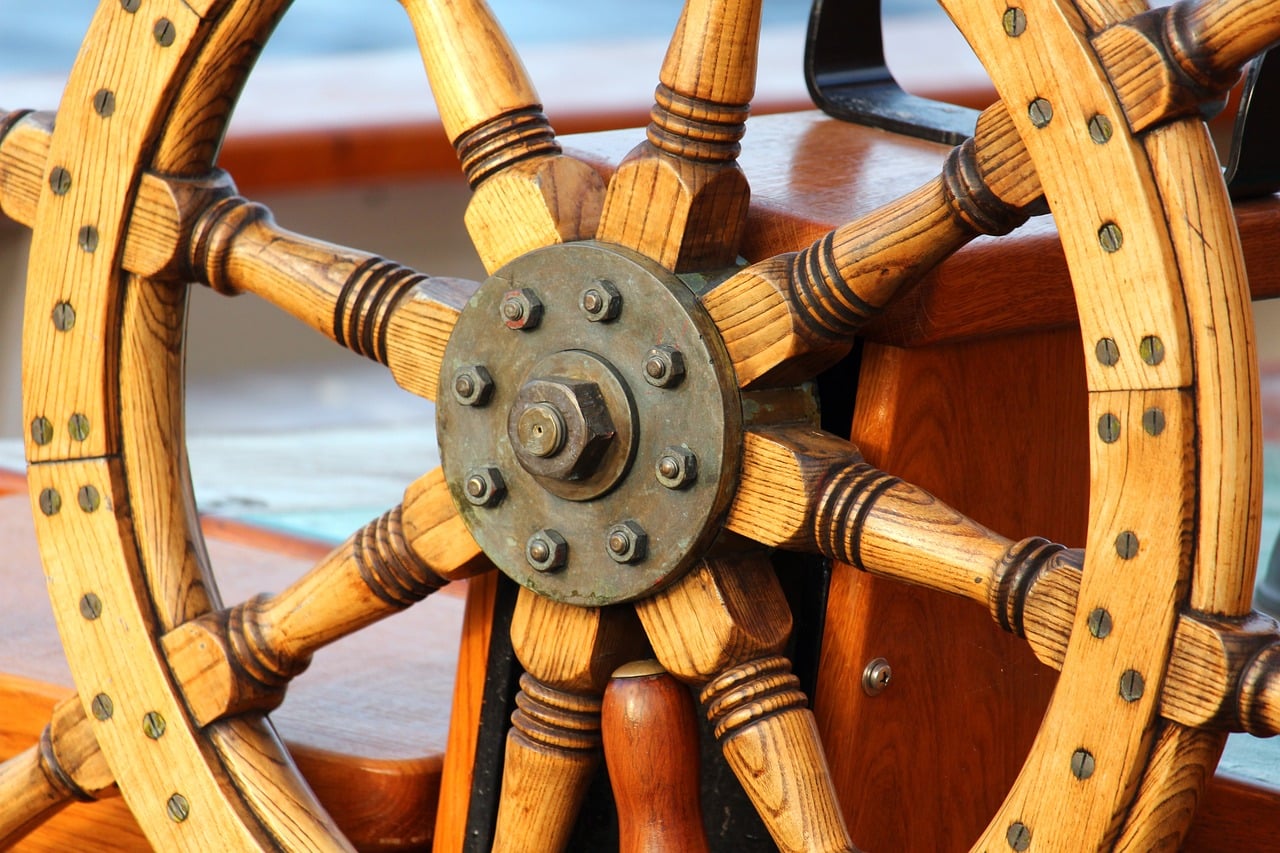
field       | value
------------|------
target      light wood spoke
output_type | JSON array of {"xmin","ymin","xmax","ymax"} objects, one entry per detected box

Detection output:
[
  {"xmin": 401, "ymin": 0, "xmax": 604, "ymax": 272},
  {"xmin": 190, "ymin": 194, "xmax": 477, "ymax": 401},
  {"xmin": 596, "ymin": 0, "xmax": 762, "ymax": 271},
  {"xmin": 0, "ymin": 109, "xmax": 50, "ymax": 228},
  {"xmin": 702, "ymin": 103, "xmax": 1041, "ymax": 387},
  {"xmin": 635, "ymin": 554, "xmax": 855, "ymax": 853},
  {"xmin": 162, "ymin": 468, "xmax": 489, "ymax": 727},
  {"xmin": 0, "ymin": 696, "xmax": 116, "ymax": 848},
  {"xmin": 492, "ymin": 590, "xmax": 647, "ymax": 853}
]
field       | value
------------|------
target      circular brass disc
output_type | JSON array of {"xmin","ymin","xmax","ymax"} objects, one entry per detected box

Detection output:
[{"xmin": 438, "ymin": 241, "xmax": 742, "ymax": 605}]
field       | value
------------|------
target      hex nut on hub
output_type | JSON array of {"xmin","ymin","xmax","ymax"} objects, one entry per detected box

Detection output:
[
  {"xmin": 452, "ymin": 365, "xmax": 494, "ymax": 406},
  {"xmin": 527, "ymin": 529, "xmax": 568, "ymax": 572},
  {"xmin": 643, "ymin": 344, "xmax": 684, "ymax": 387},
  {"xmin": 508, "ymin": 377, "xmax": 616, "ymax": 481},
  {"xmin": 606, "ymin": 520, "xmax": 647, "ymax": 564},
  {"xmin": 501, "ymin": 288, "xmax": 543, "ymax": 330},
  {"xmin": 656, "ymin": 446, "xmax": 698, "ymax": 489},
  {"xmin": 580, "ymin": 279, "xmax": 622, "ymax": 322},
  {"xmin": 463, "ymin": 467, "xmax": 506, "ymax": 507}
]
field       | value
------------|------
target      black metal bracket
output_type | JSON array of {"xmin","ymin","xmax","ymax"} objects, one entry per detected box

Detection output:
[
  {"xmin": 805, "ymin": 0, "xmax": 979, "ymax": 145},
  {"xmin": 1225, "ymin": 50, "xmax": 1280, "ymax": 200}
]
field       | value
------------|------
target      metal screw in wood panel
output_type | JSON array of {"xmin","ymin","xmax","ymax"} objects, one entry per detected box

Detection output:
[
  {"xmin": 142, "ymin": 711, "xmax": 166, "ymax": 740},
  {"xmin": 78, "ymin": 225, "xmax": 99, "ymax": 253},
  {"xmin": 39, "ymin": 488, "xmax": 62, "ymax": 517},
  {"xmin": 1115, "ymin": 530, "xmax": 1139, "ymax": 559},
  {"xmin": 79, "ymin": 593, "xmax": 103, "ymax": 621},
  {"xmin": 153, "ymin": 18, "xmax": 176, "ymax": 47},
  {"xmin": 93, "ymin": 89, "xmax": 116, "ymax": 118},
  {"xmin": 1088, "ymin": 114, "xmax": 1113, "ymax": 144},
  {"xmin": 49, "ymin": 166, "xmax": 72, "ymax": 196},
  {"xmin": 1087, "ymin": 607, "xmax": 1112, "ymax": 639},
  {"xmin": 91, "ymin": 693, "xmax": 114, "ymax": 721},
  {"xmin": 1028, "ymin": 98, "xmax": 1053, "ymax": 128},
  {"xmin": 1006, "ymin": 821, "xmax": 1031, "ymax": 851},
  {"xmin": 1139, "ymin": 335, "xmax": 1165, "ymax": 366},
  {"xmin": 1142, "ymin": 407, "xmax": 1166, "ymax": 437},
  {"xmin": 1002, "ymin": 7, "xmax": 1027, "ymax": 37},
  {"xmin": 69, "ymin": 413, "xmax": 91, "ymax": 442},
  {"xmin": 1098, "ymin": 222, "xmax": 1124, "ymax": 253},
  {"xmin": 1097, "ymin": 413, "xmax": 1120, "ymax": 444},
  {"xmin": 861, "ymin": 657, "xmax": 892, "ymax": 696},
  {"xmin": 120, "ymin": 0, "xmax": 140, "ymax": 11},
  {"xmin": 1071, "ymin": 748, "xmax": 1096, "ymax": 780},
  {"xmin": 1120, "ymin": 669, "xmax": 1145, "ymax": 702},
  {"xmin": 53, "ymin": 302, "xmax": 76, "ymax": 332},
  {"xmin": 78, "ymin": 484, "xmax": 101, "ymax": 513},
  {"xmin": 31, "ymin": 416, "xmax": 54, "ymax": 445},
  {"xmin": 167, "ymin": 793, "xmax": 190, "ymax": 823},
  {"xmin": 1095, "ymin": 338, "xmax": 1119, "ymax": 366}
]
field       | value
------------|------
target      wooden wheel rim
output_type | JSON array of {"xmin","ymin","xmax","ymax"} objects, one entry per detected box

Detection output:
[
  {"xmin": 939, "ymin": 0, "xmax": 1260, "ymax": 846},
  {"xmin": 22, "ymin": 0, "xmax": 350, "ymax": 848},
  {"xmin": 14, "ymin": 0, "xmax": 1263, "ymax": 849}
]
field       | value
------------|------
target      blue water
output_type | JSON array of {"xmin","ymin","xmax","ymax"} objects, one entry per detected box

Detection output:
[{"xmin": 0, "ymin": 0, "xmax": 911, "ymax": 77}]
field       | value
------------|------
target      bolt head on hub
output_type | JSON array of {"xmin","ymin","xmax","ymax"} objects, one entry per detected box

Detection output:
[
  {"xmin": 452, "ymin": 365, "xmax": 494, "ymax": 406},
  {"xmin": 501, "ymin": 288, "xmax": 543, "ymax": 330},
  {"xmin": 527, "ymin": 529, "xmax": 568, "ymax": 572},
  {"xmin": 606, "ymin": 520, "xmax": 648, "ymax": 564},
  {"xmin": 643, "ymin": 344, "xmax": 684, "ymax": 388},
  {"xmin": 463, "ymin": 467, "xmax": 506, "ymax": 507},
  {"xmin": 508, "ymin": 377, "xmax": 615, "ymax": 481}
]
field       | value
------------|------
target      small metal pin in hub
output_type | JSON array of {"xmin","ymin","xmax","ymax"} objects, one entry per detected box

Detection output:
[{"xmin": 516, "ymin": 403, "xmax": 566, "ymax": 458}]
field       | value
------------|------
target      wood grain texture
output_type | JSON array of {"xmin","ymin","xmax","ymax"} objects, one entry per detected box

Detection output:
[
  {"xmin": 192, "ymin": 196, "xmax": 477, "ymax": 402},
  {"xmin": 815, "ymin": 332, "xmax": 1082, "ymax": 851},
  {"xmin": 637, "ymin": 555, "xmax": 854, "ymax": 852},
  {"xmin": 402, "ymin": 0, "xmax": 605, "ymax": 272},
  {"xmin": 602, "ymin": 662, "xmax": 709, "ymax": 853},
  {"xmin": 492, "ymin": 593, "xmax": 645, "ymax": 853},
  {"xmin": 596, "ymin": 0, "xmax": 761, "ymax": 271}
]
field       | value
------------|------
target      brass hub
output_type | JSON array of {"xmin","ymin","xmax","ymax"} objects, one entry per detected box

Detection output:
[{"xmin": 437, "ymin": 241, "xmax": 742, "ymax": 605}]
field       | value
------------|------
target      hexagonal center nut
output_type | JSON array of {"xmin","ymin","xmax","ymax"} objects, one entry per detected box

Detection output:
[{"xmin": 507, "ymin": 377, "xmax": 616, "ymax": 481}]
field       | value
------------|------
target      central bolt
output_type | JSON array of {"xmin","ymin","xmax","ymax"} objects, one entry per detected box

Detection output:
[{"xmin": 516, "ymin": 403, "xmax": 566, "ymax": 458}]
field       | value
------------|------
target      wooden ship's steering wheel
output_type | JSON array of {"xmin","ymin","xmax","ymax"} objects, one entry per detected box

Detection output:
[{"xmin": 3, "ymin": 0, "xmax": 1280, "ymax": 849}]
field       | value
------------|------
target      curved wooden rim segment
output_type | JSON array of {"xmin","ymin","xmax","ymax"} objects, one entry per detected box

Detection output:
[
  {"xmin": 22, "ymin": 0, "xmax": 352, "ymax": 847},
  {"xmin": 938, "ymin": 0, "xmax": 1257, "ymax": 847}
]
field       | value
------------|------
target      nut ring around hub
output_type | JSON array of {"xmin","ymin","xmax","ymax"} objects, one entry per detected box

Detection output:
[{"xmin": 437, "ymin": 241, "xmax": 742, "ymax": 606}]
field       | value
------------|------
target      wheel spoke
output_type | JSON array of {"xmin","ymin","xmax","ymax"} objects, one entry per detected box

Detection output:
[
  {"xmin": 0, "ymin": 109, "xmax": 49, "ymax": 228},
  {"xmin": 190, "ymin": 194, "xmax": 478, "ymax": 402},
  {"xmin": 161, "ymin": 468, "xmax": 489, "ymax": 727},
  {"xmin": 0, "ymin": 696, "xmax": 116, "ymax": 848},
  {"xmin": 492, "ymin": 589, "xmax": 648, "ymax": 853},
  {"xmin": 635, "ymin": 553, "xmax": 855, "ymax": 852},
  {"xmin": 701, "ymin": 102, "xmax": 1044, "ymax": 388},
  {"xmin": 401, "ymin": 0, "xmax": 605, "ymax": 272},
  {"xmin": 596, "ymin": 0, "xmax": 762, "ymax": 271}
]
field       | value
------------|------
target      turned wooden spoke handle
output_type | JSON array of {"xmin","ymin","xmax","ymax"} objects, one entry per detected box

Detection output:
[
  {"xmin": 603, "ymin": 661, "xmax": 709, "ymax": 853},
  {"xmin": 1164, "ymin": 0, "xmax": 1280, "ymax": 91},
  {"xmin": 190, "ymin": 196, "xmax": 475, "ymax": 401},
  {"xmin": 0, "ymin": 697, "xmax": 115, "ymax": 847},
  {"xmin": 163, "ymin": 505, "xmax": 452, "ymax": 726},
  {"xmin": 491, "ymin": 673, "xmax": 604, "ymax": 853}
]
